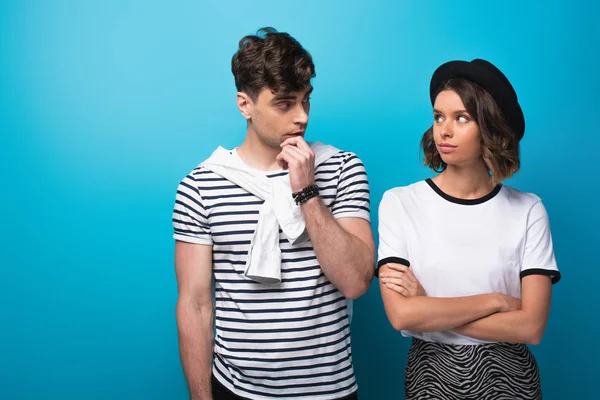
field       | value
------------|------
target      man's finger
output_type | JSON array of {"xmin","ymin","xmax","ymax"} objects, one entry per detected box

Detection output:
[
  {"xmin": 281, "ymin": 136, "xmax": 311, "ymax": 152},
  {"xmin": 276, "ymin": 152, "xmax": 290, "ymax": 170},
  {"xmin": 281, "ymin": 146, "xmax": 304, "ymax": 165},
  {"xmin": 283, "ymin": 144, "xmax": 310, "ymax": 160}
]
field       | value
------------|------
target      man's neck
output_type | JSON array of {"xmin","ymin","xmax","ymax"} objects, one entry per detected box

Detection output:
[{"xmin": 236, "ymin": 130, "xmax": 282, "ymax": 171}]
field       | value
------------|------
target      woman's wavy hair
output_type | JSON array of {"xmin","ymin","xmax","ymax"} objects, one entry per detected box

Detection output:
[{"xmin": 422, "ymin": 78, "xmax": 520, "ymax": 185}]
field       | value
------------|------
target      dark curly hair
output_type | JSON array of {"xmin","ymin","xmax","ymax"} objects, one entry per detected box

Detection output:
[
  {"xmin": 231, "ymin": 27, "xmax": 315, "ymax": 101},
  {"xmin": 422, "ymin": 78, "xmax": 520, "ymax": 185}
]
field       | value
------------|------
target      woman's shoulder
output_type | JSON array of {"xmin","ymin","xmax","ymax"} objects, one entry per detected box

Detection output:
[
  {"xmin": 500, "ymin": 184, "xmax": 543, "ymax": 206},
  {"xmin": 383, "ymin": 180, "xmax": 430, "ymax": 199}
]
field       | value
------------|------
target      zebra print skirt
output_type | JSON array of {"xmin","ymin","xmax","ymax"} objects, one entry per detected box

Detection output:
[{"xmin": 405, "ymin": 338, "xmax": 542, "ymax": 400}]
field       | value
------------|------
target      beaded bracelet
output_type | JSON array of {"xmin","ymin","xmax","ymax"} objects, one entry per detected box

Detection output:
[{"xmin": 292, "ymin": 184, "xmax": 320, "ymax": 205}]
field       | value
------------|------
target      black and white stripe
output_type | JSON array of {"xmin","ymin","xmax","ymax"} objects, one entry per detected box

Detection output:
[
  {"xmin": 173, "ymin": 151, "xmax": 370, "ymax": 399},
  {"xmin": 405, "ymin": 338, "xmax": 542, "ymax": 400}
]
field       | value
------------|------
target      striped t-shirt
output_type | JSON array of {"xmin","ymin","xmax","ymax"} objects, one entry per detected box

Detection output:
[{"xmin": 172, "ymin": 149, "xmax": 370, "ymax": 399}]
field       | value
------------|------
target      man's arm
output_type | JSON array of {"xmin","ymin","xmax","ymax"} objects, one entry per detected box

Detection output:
[
  {"xmin": 276, "ymin": 137, "xmax": 375, "ymax": 299},
  {"xmin": 301, "ymin": 198, "xmax": 375, "ymax": 299},
  {"xmin": 175, "ymin": 241, "xmax": 214, "ymax": 400},
  {"xmin": 452, "ymin": 275, "xmax": 552, "ymax": 344}
]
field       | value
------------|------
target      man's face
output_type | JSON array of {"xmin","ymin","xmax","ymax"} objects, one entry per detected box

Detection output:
[{"xmin": 245, "ymin": 86, "xmax": 312, "ymax": 148}]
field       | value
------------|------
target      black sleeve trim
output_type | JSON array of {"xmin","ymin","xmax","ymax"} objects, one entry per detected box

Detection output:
[
  {"xmin": 375, "ymin": 257, "xmax": 410, "ymax": 278},
  {"xmin": 520, "ymin": 269, "xmax": 561, "ymax": 284}
]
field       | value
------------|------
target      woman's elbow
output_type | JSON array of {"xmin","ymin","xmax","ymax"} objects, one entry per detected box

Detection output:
[
  {"xmin": 390, "ymin": 319, "xmax": 406, "ymax": 331},
  {"xmin": 386, "ymin": 309, "xmax": 413, "ymax": 331},
  {"xmin": 391, "ymin": 318, "xmax": 415, "ymax": 332},
  {"xmin": 524, "ymin": 323, "xmax": 546, "ymax": 345},
  {"xmin": 525, "ymin": 335, "xmax": 542, "ymax": 346}
]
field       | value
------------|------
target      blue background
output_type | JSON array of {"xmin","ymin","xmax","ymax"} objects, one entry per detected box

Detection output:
[{"xmin": 3, "ymin": 1, "xmax": 598, "ymax": 399}]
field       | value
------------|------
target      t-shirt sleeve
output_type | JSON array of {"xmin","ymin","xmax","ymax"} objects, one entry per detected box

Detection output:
[
  {"xmin": 520, "ymin": 200, "xmax": 560, "ymax": 284},
  {"xmin": 172, "ymin": 172, "xmax": 213, "ymax": 245},
  {"xmin": 376, "ymin": 190, "xmax": 410, "ymax": 276},
  {"xmin": 331, "ymin": 153, "xmax": 371, "ymax": 222}
]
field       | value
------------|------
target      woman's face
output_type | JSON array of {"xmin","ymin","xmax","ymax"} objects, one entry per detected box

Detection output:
[{"xmin": 432, "ymin": 89, "xmax": 482, "ymax": 167}]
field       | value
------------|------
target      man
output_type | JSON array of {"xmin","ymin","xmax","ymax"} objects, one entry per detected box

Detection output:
[{"xmin": 172, "ymin": 27, "xmax": 375, "ymax": 400}]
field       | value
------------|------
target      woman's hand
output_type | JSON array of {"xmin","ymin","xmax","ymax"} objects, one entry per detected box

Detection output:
[{"xmin": 380, "ymin": 264, "xmax": 426, "ymax": 297}]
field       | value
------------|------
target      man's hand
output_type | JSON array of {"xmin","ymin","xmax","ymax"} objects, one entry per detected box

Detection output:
[{"xmin": 276, "ymin": 137, "xmax": 315, "ymax": 192}]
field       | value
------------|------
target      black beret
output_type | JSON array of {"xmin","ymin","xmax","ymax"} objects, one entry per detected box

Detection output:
[{"xmin": 430, "ymin": 59, "xmax": 525, "ymax": 140}]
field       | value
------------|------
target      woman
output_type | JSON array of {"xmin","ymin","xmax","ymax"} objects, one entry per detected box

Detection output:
[{"xmin": 377, "ymin": 59, "xmax": 560, "ymax": 399}]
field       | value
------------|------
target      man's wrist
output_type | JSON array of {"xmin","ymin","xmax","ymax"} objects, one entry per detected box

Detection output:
[
  {"xmin": 292, "ymin": 184, "xmax": 320, "ymax": 205},
  {"xmin": 190, "ymin": 388, "xmax": 212, "ymax": 400},
  {"xmin": 300, "ymin": 194, "xmax": 321, "ymax": 207}
]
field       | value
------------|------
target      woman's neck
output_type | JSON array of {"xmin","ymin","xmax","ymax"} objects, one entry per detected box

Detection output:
[{"xmin": 432, "ymin": 163, "xmax": 495, "ymax": 199}]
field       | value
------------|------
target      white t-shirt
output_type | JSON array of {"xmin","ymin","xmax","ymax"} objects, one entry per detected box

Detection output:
[{"xmin": 377, "ymin": 178, "xmax": 560, "ymax": 345}]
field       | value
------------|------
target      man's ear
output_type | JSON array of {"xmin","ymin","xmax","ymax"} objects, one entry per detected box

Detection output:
[{"xmin": 237, "ymin": 92, "xmax": 253, "ymax": 120}]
